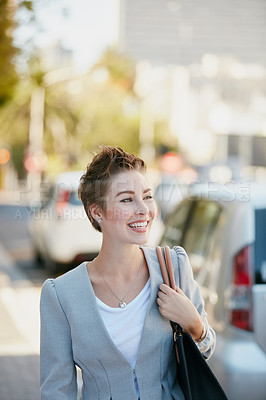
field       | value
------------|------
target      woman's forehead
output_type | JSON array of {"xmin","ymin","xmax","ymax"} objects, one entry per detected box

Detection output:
[{"xmin": 109, "ymin": 170, "xmax": 150, "ymax": 192}]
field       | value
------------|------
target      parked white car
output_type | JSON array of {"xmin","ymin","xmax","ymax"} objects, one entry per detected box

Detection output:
[
  {"xmin": 28, "ymin": 171, "xmax": 102, "ymax": 272},
  {"xmin": 159, "ymin": 181, "xmax": 266, "ymax": 400}
]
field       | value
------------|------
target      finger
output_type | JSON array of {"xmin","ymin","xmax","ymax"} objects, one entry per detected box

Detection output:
[
  {"xmin": 156, "ymin": 297, "xmax": 163, "ymax": 306},
  {"xmin": 159, "ymin": 283, "xmax": 173, "ymax": 294},
  {"xmin": 157, "ymin": 290, "xmax": 167, "ymax": 301}
]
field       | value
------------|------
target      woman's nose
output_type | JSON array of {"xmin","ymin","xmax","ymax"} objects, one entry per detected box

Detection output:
[{"xmin": 135, "ymin": 198, "xmax": 149, "ymax": 215}]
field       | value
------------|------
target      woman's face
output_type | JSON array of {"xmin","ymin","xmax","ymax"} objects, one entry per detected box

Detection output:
[{"xmin": 100, "ymin": 170, "xmax": 157, "ymax": 245}]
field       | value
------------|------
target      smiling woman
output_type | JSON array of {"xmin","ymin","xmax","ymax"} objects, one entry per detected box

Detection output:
[
  {"xmin": 40, "ymin": 146, "xmax": 216, "ymax": 400},
  {"xmin": 94, "ymin": 169, "xmax": 157, "ymax": 247}
]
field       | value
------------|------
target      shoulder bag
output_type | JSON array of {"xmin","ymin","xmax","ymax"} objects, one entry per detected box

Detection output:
[{"xmin": 156, "ymin": 246, "xmax": 228, "ymax": 400}]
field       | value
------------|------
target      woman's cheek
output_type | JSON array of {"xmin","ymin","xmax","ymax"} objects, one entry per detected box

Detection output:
[
  {"xmin": 105, "ymin": 207, "xmax": 122, "ymax": 221},
  {"xmin": 105, "ymin": 205, "xmax": 132, "ymax": 222},
  {"xmin": 150, "ymin": 201, "xmax": 158, "ymax": 219}
]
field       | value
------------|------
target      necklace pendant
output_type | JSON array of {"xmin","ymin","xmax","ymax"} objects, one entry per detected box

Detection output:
[{"xmin": 119, "ymin": 301, "xmax": 127, "ymax": 308}]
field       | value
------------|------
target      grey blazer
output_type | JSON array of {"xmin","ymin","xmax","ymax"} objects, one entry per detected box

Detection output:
[{"xmin": 40, "ymin": 246, "xmax": 215, "ymax": 400}]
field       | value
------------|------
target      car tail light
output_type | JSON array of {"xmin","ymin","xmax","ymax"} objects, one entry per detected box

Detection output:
[
  {"xmin": 228, "ymin": 245, "xmax": 253, "ymax": 331},
  {"xmin": 56, "ymin": 189, "xmax": 71, "ymax": 217}
]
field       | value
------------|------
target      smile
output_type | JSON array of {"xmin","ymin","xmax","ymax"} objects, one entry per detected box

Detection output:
[{"xmin": 128, "ymin": 221, "xmax": 148, "ymax": 229}]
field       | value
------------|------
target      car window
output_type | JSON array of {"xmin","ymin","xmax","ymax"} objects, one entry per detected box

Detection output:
[
  {"xmin": 154, "ymin": 181, "xmax": 185, "ymax": 221},
  {"xmin": 182, "ymin": 200, "xmax": 222, "ymax": 279},
  {"xmin": 255, "ymin": 208, "xmax": 266, "ymax": 284},
  {"xmin": 160, "ymin": 199, "xmax": 192, "ymax": 248}
]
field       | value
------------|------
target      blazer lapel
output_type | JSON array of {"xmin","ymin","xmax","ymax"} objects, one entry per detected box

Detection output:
[{"xmin": 135, "ymin": 247, "xmax": 166, "ymax": 364}]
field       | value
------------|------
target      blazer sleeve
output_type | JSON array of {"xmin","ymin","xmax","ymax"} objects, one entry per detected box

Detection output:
[
  {"xmin": 172, "ymin": 246, "xmax": 216, "ymax": 360},
  {"xmin": 40, "ymin": 279, "xmax": 77, "ymax": 400}
]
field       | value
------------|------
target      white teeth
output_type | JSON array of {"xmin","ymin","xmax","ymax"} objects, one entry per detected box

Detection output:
[{"xmin": 129, "ymin": 221, "xmax": 148, "ymax": 229}]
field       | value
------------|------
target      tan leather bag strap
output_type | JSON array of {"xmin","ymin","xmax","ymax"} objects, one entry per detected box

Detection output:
[
  {"xmin": 156, "ymin": 246, "xmax": 170, "ymax": 286},
  {"xmin": 156, "ymin": 246, "xmax": 182, "ymax": 335},
  {"xmin": 156, "ymin": 246, "xmax": 176, "ymax": 290}
]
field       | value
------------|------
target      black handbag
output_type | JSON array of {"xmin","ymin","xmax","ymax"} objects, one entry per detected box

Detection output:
[{"xmin": 156, "ymin": 246, "xmax": 228, "ymax": 400}]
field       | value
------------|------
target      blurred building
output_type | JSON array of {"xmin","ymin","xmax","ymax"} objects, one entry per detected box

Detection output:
[
  {"xmin": 118, "ymin": 0, "xmax": 266, "ymax": 174},
  {"xmin": 221, "ymin": 134, "xmax": 266, "ymax": 167},
  {"xmin": 119, "ymin": 0, "xmax": 266, "ymax": 66}
]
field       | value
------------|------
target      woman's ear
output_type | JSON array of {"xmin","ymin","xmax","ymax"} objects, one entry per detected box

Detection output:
[{"xmin": 89, "ymin": 204, "xmax": 102, "ymax": 223}]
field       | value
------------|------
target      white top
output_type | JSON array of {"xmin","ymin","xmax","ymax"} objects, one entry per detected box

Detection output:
[
  {"xmin": 96, "ymin": 277, "xmax": 151, "ymax": 368},
  {"xmin": 96, "ymin": 277, "xmax": 151, "ymax": 397}
]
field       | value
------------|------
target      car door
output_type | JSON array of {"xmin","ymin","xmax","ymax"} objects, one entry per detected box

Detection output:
[
  {"xmin": 253, "ymin": 207, "xmax": 266, "ymax": 354},
  {"xmin": 161, "ymin": 198, "xmax": 222, "ymax": 315}
]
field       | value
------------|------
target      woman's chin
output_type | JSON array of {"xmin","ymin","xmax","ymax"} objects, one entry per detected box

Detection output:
[{"xmin": 133, "ymin": 235, "xmax": 150, "ymax": 245}]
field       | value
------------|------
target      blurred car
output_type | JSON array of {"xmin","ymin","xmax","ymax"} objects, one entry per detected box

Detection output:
[
  {"xmin": 28, "ymin": 171, "xmax": 102, "ymax": 272},
  {"xmin": 159, "ymin": 181, "xmax": 266, "ymax": 400},
  {"xmin": 154, "ymin": 177, "xmax": 188, "ymax": 222}
]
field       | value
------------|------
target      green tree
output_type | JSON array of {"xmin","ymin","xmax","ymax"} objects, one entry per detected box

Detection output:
[
  {"xmin": 0, "ymin": 76, "xmax": 33, "ymax": 177},
  {"xmin": 0, "ymin": 44, "xmax": 141, "ymax": 177},
  {"xmin": 43, "ymin": 62, "xmax": 140, "ymax": 173},
  {"xmin": 0, "ymin": 0, "xmax": 18, "ymax": 105},
  {"xmin": 0, "ymin": 0, "xmax": 33, "ymax": 104},
  {"xmin": 93, "ymin": 47, "xmax": 136, "ymax": 92}
]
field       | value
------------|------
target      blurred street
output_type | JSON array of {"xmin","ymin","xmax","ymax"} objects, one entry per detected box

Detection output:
[
  {"xmin": 0, "ymin": 0, "xmax": 266, "ymax": 398},
  {"xmin": 0, "ymin": 200, "xmax": 50, "ymax": 400}
]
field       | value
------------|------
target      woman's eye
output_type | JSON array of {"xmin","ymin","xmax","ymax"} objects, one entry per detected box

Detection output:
[
  {"xmin": 144, "ymin": 195, "xmax": 153, "ymax": 200},
  {"xmin": 120, "ymin": 197, "xmax": 133, "ymax": 203}
]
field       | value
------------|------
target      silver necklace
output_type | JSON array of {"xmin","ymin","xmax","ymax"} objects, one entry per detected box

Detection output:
[{"xmin": 95, "ymin": 255, "xmax": 144, "ymax": 308}]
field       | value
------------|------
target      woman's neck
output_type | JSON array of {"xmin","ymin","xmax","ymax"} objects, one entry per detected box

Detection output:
[{"xmin": 95, "ymin": 241, "xmax": 143, "ymax": 277}]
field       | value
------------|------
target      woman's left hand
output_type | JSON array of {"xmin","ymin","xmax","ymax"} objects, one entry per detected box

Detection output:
[{"xmin": 157, "ymin": 283, "xmax": 203, "ymax": 340}]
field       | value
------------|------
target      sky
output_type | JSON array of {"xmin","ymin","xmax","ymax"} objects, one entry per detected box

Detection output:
[{"xmin": 15, "ymin": 0, "xmax": 119, "ymax": 71}]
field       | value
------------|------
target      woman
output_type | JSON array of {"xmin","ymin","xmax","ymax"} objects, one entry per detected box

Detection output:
[{"xmin": 40, "ymin": 146, "xmax": 215, "ymax": 400}]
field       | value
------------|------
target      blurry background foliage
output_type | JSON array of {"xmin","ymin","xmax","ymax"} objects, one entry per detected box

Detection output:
[
  {"xmin": 43, "ymin": 48, "xmax": 141, "ymax": 175},
  {"xmin": 0, "ymin": 0, "xmax": 32, "ymax": 105},
  {"xmin": 0, "ymin": 0, "xmax": 173, "ymax": 179},
  {"xmin": 0, "ymin": 0, "xmax": 34, "ymax": 177}
]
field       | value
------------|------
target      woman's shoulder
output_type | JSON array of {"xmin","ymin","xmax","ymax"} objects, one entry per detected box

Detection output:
[
  {"xmin": 171, "ymin": 245, "xmax": 190, "ymax": 265},
  {"xmin": 141, "ymin": 245, "xmax": 188, "ymax": 261},
  {"xmin": 41, "ymin": 262, "xmax": 87, "ymax": 294},
  {"xmin": 141, "ymin": 245, "xmax": 189, "ymax": 274},
  {"xmin": 147, "ymin": 245, "xmax": 191, "ymax": 276}
]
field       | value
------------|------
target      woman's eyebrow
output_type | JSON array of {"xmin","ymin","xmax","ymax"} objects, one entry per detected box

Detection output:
[
  {"xmin": 143, "ymin": 188, "xmax": 152, "ymax": 193},
  {"xmin": 116, "ymin": 188, "xmax": 152, "ymax": 197},
  {"xmin": 116, "ymin": 190, "xmax": 134, "ymax": 197}
]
